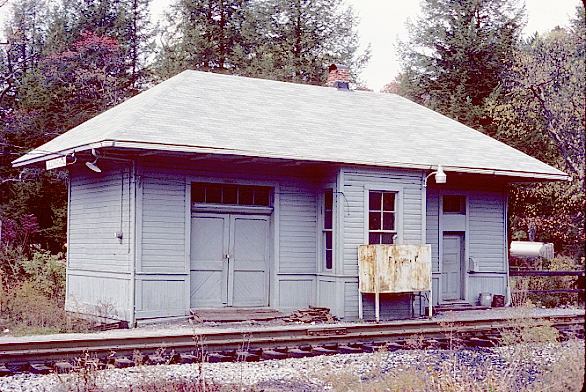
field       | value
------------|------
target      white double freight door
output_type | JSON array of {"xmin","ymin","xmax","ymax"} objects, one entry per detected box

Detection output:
[{"xmin": 190, "ymin": 213, "xmax": 270, "ymax": 308}]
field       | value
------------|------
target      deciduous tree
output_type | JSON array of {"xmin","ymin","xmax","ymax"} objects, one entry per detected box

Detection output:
[{"xmin": 489, "ymin": 6, "xmax": 585, "ymax": 257}]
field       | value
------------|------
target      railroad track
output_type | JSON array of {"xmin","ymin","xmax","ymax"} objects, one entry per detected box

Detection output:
[{"xmin": 1, "ymin": 314, "xmax": 583, "ymax": 376}]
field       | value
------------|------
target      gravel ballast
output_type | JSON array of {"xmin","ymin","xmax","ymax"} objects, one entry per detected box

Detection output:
[{"xmin": 0, "ymin": 340, "xmax": 582, "ymax": 392}]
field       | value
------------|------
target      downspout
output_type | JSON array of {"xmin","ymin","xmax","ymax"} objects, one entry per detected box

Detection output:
[
  {"xmin": 504, "ymin": 191, "xmax": 511, "ymax": 307},
  {"xmin": 421, "ymin": 172, "xmax": 431, "ymax": 318},
  {"xmin": 129, "ymin": 160, "xmax": 137, "ymax": 327},
  {"xmin": 421, "ymin": 165, "xmax": 446, "ymax": 318},
  {"xmin": 65, "ymin": 175, "xmax": 72, "ymax": 311}
]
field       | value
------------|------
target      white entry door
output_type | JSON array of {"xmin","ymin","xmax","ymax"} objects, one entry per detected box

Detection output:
[
  {"xmin": 441, "ymin": 233, "xmax": 464, "ymax": 301},
  {"xmin": 190, "ymin": 213, "xmax": 270, "ymax": 308}
]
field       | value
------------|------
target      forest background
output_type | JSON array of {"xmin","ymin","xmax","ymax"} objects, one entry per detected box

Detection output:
[{"xmin": 0, "ymin": 0, "xmax": 583, "ymax": 283}]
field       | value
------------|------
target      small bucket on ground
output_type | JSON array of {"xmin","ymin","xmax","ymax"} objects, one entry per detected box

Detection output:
[{"xmin": 479, "ymin": 292, "xmax": 493, "ymax": 307}]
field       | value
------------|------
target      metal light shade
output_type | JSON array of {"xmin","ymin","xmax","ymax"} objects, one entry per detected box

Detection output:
[
  {"xmin": 85, "ymin": 149, "xmax": 102, "ymax": 172},
  {"xmin": 434, "ymin": 165, "xmax": 447, "ymax": 183},
  {"xmin": 85, "ymin": 160, "xmax": 102, "ymax": 173}
]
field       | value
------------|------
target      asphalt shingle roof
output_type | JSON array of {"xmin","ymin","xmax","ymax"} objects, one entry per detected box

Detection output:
[{"xmin": 13, "ymin": 70, "xmax": 568, "ymax": 180}]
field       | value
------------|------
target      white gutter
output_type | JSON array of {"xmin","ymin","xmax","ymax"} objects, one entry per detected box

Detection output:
[{"xmin": 12, "ymin": 139, "xmax": 571, "ymax": 182}]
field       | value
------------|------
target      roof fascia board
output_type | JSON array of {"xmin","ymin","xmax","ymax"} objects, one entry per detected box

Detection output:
[
  {"xmin": 108, "ymin": 140, "xmax": 571, "ymax": 182},
  {"xmin": 13, "ymin": 139, "xmax": 570, "ymax": 182},
  {"xmin": 11, "ymin": 141, "xmax": 115, "ymax": 167}
]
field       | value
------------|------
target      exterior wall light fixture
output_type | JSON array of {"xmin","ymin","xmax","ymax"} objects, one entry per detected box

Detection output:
[{"xmin": 85, "ymin": 149, "xmax": 102, "ymax": 173}]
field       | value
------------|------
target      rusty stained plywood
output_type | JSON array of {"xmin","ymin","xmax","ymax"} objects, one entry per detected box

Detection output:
[{"xmin": 358, "ymin": 244, "xmax": 431, "ymax": 294}]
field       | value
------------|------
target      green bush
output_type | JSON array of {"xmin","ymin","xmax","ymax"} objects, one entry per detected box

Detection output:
[
  {"xmin": 0, "ymin": 246, "xmax": 92, "ymax": 335},
  {"xmin": 0, "ymin": 245, "xmax": 26, "ymax": 287},
  {"xmin": 18, "ymin": 249, "xmax": 66, "ymax": 300}
]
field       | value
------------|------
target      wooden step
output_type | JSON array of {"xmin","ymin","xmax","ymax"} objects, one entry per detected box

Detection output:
[
  {"xmin": 190, "ymin": 308, "xmax": 287, "ymax": 322},
  {"xmin": 433, "ymin": 304, "xmax": 491, "ymax": 313}
]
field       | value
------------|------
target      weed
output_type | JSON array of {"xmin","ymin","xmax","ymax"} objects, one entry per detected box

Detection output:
[
  {"xmin": 510, "ymin": 256, "xmax": 585, "ymax": 308},
  {"xmin": 0, "ymin": 249, "xmax": 95, "ymax": 335},
  {"xmin": 316, "ymin": 307, "xmax": 583, "ymax": 392}
]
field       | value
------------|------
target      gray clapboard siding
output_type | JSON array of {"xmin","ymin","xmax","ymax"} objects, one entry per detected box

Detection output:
[
  {"xmin": 469, "ymin": 192, "xmax": 506, "ymax": 272},
  {"xmin": 135, "ymin": 276, "xmax": 187, "ymax": 318},
  {"xmin": 317, "ymin": 279, "xmax": 337, "ymax": 310},
  {"xmin": 278, "ymin": 278, "xmax": 315, "ymax": 311},
  {"xmin": 469, "ymin": 274, "xmax": 507, "ymax": 300},
  {"xmin": 66, "ymin": 165, "xmax": 132, "ymax": 320},
  {"xmin": 68, "ymin": 166, "xmax": 131, "ymax": 271},
  {"xmin": 426, "ymin": 188, "xmax": 440, "ymax": 272},
  {"xmin": 134, "ymin": 165, "xmax": 189, "ymax": 319},
  {"xmin": 340, "ymin": 167, "xmax": 424, "ymax": 319},
  {"xmin": 279, "ymin": 183, "xmax": 317, "ymax": 273},
  {"xmin": 66, "ymin": 271, "xmax": 130, "ymax": 320},
  {"xmin": 344, "ymin": 282, "xmax": 359, "ymax": 320},
  {"xmin": 140, "ymin": 167, "xmax": 186, "ymax": 273},
  {"xmin": 341, "ymin": 167, "xmax": 423, "ymax": 276},
  {"xmin": 361, "ymin": 294, "xmax": 412, "ymax": 320}
]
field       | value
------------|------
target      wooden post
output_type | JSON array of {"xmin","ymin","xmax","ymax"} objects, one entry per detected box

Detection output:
[
  {"xmin": 375, "ymin": 292, "xmax": 380, "ymax": 322},
  {"xmin": 375, "ymin": 246, "xmax": 380, "ymax": 322},
  {"xmin": 428, "ymin": 289, "xmax": 433, "ymax": 318}
]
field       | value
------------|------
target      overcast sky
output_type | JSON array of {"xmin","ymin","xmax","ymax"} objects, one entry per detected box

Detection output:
[{"xmin": 1, "ymin": 0, "xmax": 581, "ymax": 91}]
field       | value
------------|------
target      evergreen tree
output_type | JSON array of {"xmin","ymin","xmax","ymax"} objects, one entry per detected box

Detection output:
[
  {"xmin": 155, "ymin": 0, "xmax": 251, "ymax": 78},
  {"xmin": 43, "ymin": 0, "xmax": 152, "ymax": 89},
  {"xmin": 397, "ymin": 0, "xmax": 524, "ymax": 128},
  {"xmin": 154, "ymin": 0, "xmax": 369, "ymax": 85},
  {"xmin": 0, "ymin": 0, "xmax": 48, "ymax": 111},
  {"xmin": 249, "ymin": 0, "xmax": 368, "ymax": 84},
  {"xmin": 123, "ymin": 0, "xmax": 153, "ymax": 88}
]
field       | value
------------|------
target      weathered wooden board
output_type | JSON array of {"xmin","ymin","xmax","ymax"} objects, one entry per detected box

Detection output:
[{"xmin": 358, "ymin": 245, "xmax": 431, "ymax": 293}]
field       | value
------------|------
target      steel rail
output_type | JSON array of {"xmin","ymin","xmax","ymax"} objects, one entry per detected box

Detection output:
[{"xmin": 1, "ymin": 314, "xmax": 583, "ymax": 369}]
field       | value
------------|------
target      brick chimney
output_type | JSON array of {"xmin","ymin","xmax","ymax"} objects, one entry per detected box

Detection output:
[{"xmin": 326, "ymin": 64, "xmax": 350, "ymax": 89}]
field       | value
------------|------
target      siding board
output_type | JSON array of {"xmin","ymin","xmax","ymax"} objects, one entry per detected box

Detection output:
[
  {"xmin": 66, "ymin": 165, "xmax": 133, "ymax": 320},
  {"xmin": 469, "ymin": 192, "xmax": 505, "ymax": 273},
  {"xmin": 342, "ymin": 166, "xmax": 423, "ymax": 273},
  {"xmin": 140, "ymin": 167, "xmax": 186, "ymax": 272},
  {"xmin": 341, "ymin": 166, "xmax": 424, "ymax": 318},
  {"xmin": 278, "ymin": 184, "xmax": 317, "ymax": 274}
]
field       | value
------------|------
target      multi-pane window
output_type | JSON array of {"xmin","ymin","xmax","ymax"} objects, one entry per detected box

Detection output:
[
  {"xmin": 323, "ymin": 189, "xmax": 334, "ymax": 270},
  {"xmin": 443, "ymin": 195, "xmax": 465, "ymax": 214},
  {"xmin": 191, "ymin": 182, "xmax": 271, "ymax": 206},
  {"xmin": 368, "ymin": 191, "xmax": 396, "ymax": 244}
]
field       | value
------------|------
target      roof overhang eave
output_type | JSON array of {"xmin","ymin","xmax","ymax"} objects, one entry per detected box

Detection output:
[
  {"xmin": 11, "ymin": 141, "xmax": 116, "ymax": 168},
  {"xmin": 12, "ymin": 139, "xmax": 571, "ymax": 182}
]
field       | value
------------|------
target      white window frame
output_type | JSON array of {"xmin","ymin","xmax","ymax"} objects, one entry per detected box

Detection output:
[
  {"xmin": 363, "ymin": 184, "xmax": 404, "ymax": 245},
  {"xmin": 442, "ymin": 194, "xmax": 467, "ymax": 215},
  {"xmin": 320, "ymin": 187, "xmax": 335, "ymax": 271}
]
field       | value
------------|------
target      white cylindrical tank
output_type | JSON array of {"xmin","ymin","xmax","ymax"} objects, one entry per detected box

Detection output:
[{"xmin": 510, "ymin": 241, "xmax": 554, "ymax": 259}]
